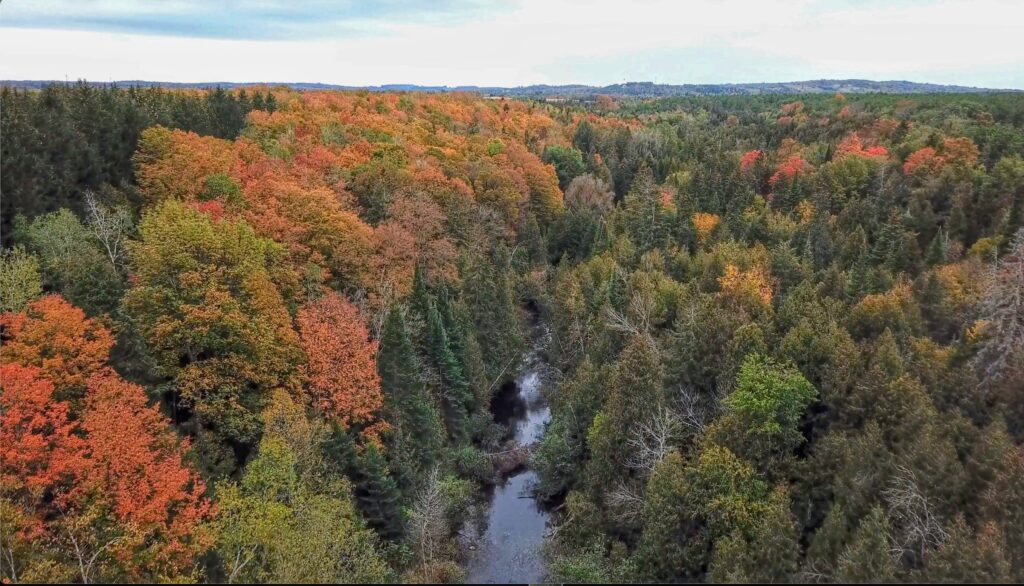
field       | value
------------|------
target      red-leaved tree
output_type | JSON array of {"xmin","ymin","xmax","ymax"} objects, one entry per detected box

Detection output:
[{"xmin": 296, "ymin": 291, "xmax": 386, "ymax": 436}]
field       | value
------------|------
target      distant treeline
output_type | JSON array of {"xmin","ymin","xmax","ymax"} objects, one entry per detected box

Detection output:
[{"xmin": 3, "ymin": 78, "xmax": 1019, "ymax": 97}]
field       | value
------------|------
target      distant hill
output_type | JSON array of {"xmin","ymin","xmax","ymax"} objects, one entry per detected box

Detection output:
[{"xmin": 3, "ymin": 78, "xmax": 1018, "ymax": 96}]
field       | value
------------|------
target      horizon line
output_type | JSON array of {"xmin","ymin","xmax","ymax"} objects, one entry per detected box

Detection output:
[{"xmin": 3, "ymin": 77, "xmax": 1022, "ymax": 93}]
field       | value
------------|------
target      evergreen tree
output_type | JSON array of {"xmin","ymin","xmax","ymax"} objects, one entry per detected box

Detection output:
[
  {"xmin": 426, "ymin": 300, "xmax": 472, "ymax": 440},
  {"xmin": 709, "ymin": 487, "xmax": 801, "ymax": 583},
  {"xmin": 462, "ymin": 245, "xmax": 524, "ymax": 389},
  {"xmin": 408, "ymin": 264, "xmax": 432, "ymax": 348},
  {"xmin": 926, "ymin": 227, "xmax": 949, "ymax": 266},
  {"xmin": 835, "ymin": 507, "xmax": 898, "ymax": 583},
  {"xmin": 377, "ymin": 305, "xmax": 443, "ymax": 470},
  {"xmin": 618, "ymin": 166, "xmax": 671, "ymax": 253},
  {"xmin": 517, "ymin": 211, "xmax": 547, "ymax": 267},
  {"xmin": 353, "ymin": 443, "xmax": 405, "ymax": 541}
]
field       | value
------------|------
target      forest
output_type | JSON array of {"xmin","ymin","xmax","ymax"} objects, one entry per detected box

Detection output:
[{"xmin": 2, "ymin": 83, "xmax": 1024, "ymax": 583}]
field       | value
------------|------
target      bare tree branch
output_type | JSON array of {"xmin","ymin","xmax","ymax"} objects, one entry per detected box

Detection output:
[
  {"xmin": 883, "ymin": 464, "xmax": 949, "ymax": 562},
  {"xmin": 84, "ymin": 191, "xmax": 132, "ymax": 270},
  {"xmin": 606, "ymin": 482, "xmax": 646, "ymax": 523},
  {"xmin": 625, "ymin": 404, "xmax": 682, "ymax": 474}
]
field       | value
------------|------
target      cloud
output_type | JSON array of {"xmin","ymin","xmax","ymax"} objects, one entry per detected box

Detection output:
[
  {"xmin": 1, "ymin": 0, "xmax": 1022, "ymax": 88},
  {"xmin": 0, "ymin": 0, "xmax": 507, "ymax": 40}
]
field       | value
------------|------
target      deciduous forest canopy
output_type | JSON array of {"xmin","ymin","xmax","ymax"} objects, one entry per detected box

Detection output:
[{"xmin": 2, "ymin": 83, "xmax": 1024, "ymax": 583}]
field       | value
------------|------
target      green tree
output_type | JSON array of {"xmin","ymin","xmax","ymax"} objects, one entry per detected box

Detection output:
[
  {"xmin": 834, "ymin": 507, "xmax": 898, "ymax": 583},
  {"xmin": 635, "ymin": 445, "xmax": 780, "ymax": 582},
  {"xmin": 923, "ymin": 517, "xmax": 1012, "ymax": 583},
  {"xmin": 425, "ymin": 300, "xmax": 472, "ymax": 440},
  {"xmin": 543, "ymin": 144, "xmax": 587, "ymax": 190},
  {"xmin": 122, "ymin": 200, "xmax": 301, "ymax": 474},
  {"xmin": 708, "ymin": 486, "xmax": 802, "ymax": 583},
  {"xmin": 15, "ymin": 209, "xmax": 123, "ymax": 315},
  {"xmin": 461, "ymin": 244, "xmax": 523, "ymax": 389},
  {"xmin": 377, "ymin": 305, "xmax": 443, "ymax": 472},
  {"xmin": 353, "ymin": 443, "xmax": 405, "ymax": 540},
  {"xmin": 713, "ymin": 353, "xmax": 817, "ymax": 472},
  {"xmin": 214, "ymin": 435, "xmax": 390, "ymax": 583},
  {"xmin": 616, "ymin": 166, "xmax": 672, "ymax": 253},
  {"xmin": 0, "ymin": 246, "xmax": 42, "ymax": 312}
]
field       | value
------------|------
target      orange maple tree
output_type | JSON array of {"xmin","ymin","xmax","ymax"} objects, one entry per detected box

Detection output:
[
  {"xmin": 134, "ymin": 126, "xmax": 239, "ymax": 203},
  {"xmin": 941, "ymin": 136, "xmax": 980, "ymax": 169},
  {"xmin": 903, "ymin": 146, "xmax": 943, "ymax": 175},
  {"xmin": 1, "ymin": 294, "xmax": 114, "ymax": 398},
  {"xmin": 0, "ymin": 363, "xmax": 212, "ymax": 581},
  {"xmin": 0, "ymin": 363, "xmax": 84, "ymax": 501},
  {"xmin": 296, "ymin": 291, "xmax": 386, "ymax": 434},
  {"xmin": 836, "ymin": 133, "xmax": 889, "ymax": 161},
  {"xmin": 77, "ymin": 370, "xmax": 213, "ymax": 574},
  {"xmin": 903, "ymin": 137, "xmax": 980, "ymax": 176}
]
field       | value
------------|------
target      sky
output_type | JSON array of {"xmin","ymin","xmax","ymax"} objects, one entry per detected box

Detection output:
[{"xmin": 2, "ymin": 0, "xmax": 1023, "ymax": 89}]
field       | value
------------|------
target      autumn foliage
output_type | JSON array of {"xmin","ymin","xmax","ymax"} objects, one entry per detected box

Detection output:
[
  {"xmin": 0, "ymin": 363, "xmax": 83, "ymax": 499},
  {"xmin": 0, "ymin": 363, "xmax": 212, "ymax": 581},
  {"xmin": 130, "ymin": 92, "xmax": 566, "ymax": 303},
  {"xmin": 903, "ymin": 137, "xmax": 980, "ymax": 175},
  {"xmin": 718, "ymin": 263, "xmax": 774, "ymax": 309},
  {"xmin": 693, "ymin": 212, "xmax": 721, "ymax": 244},
  {"xmin": 7, "ymin": 84, "xmax": 1024, "ymax": 584},
  {"xmin": 769, "ymin": 155, "xmax": 812, "ymax": 186},
  {"xmin": 297, "ymin": 291, "xmax": 386, "ymax": 435},
  {"xmin": 0, "ymin": 294, "xmax": 114, "ymax": 397},
  {"xmin": 740, "ymin": 149, "xmax": 764, "ymax": 172},
  {"xmin": 903, "ymin": 146, "xmax": 943, "ymax": 174},
  {"xmin": 134, "ymin": 125, "xmax": 238, "ymax": 203},
  {"xmin": 836, "ymin": 133, "xmax": 889, "ymax": 161},
  {"xmin": 78, "ymin": 370, "xmax": 213, "ymax": 573}
]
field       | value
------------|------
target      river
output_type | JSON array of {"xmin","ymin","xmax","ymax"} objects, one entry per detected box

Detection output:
[{"xmin": 461, "ymin": 329, "xmax": 552, "ymax": 583}]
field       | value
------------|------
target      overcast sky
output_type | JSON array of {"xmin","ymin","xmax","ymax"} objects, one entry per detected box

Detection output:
[{"xmin": 2, "ymin": 0, "xmax": 1023, "ymax": 88}]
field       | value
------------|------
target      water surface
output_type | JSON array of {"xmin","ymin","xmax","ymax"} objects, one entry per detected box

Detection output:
[{"xmin": 462, "ymin": 341, "xmax": 551, "ymax": 583}]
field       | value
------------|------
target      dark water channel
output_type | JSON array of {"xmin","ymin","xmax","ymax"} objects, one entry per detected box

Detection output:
[{"xmin": 461, "ymin": 330, "xmax": 552, "ymax": 583}]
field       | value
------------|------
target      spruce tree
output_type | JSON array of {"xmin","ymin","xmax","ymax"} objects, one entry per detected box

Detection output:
[
  {"xmin": 463, "ymin": 245, "xmax": 524, "ymax": 388},
  {"xmin": 926, "ymin": 228, "xmax": 949, "ymax": 266},
  {"xmin": 353, "ymin": 443, "xmax": 405, "ymax": 541},
  {"xmin": 377, "ymin": 305, "xmax": 443, "ymax": 470},
  {"xmin": 518, "ymin": 211, "xmax": 547, "ymax": 267},
  {"xmin": 437, "ymin": 287, "xmax": 484, "ymax": 403},
  {"xmin": 426, "ymin": 301, "xmax": 473, "ymax": 440},
  {"xmin": 835, "ymin": 507, "xmax": 898, "ymax": 582},
  {"xmin": 408, "ymin": 264, "xmax": 432, "ymax": 349}
]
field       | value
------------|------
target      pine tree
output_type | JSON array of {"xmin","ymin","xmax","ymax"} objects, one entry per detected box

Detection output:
[
  {"xmin": 926, "ymin": 227, "xmax": 949, "ymax": 266},
  {"xmin": 805, "ymin": 213, "xmax": 834, "ymax": 271},
  {"xmin": 463, "ymin": 245, "xmax": 524, "ymax": 389},
  {"xmin": 518, "ymin": 211, "xmax": 547, "ymax": 267},
  {"xmin": 835, "ymin": 507, "xmax": 898, "ymax": 582},
  {"xmin": 594, "ymin": 335, "xmax": 665, "ymax": 483},
  {"xmin": 620, "ymin": 165, "xmax": 671, "ymax": 252},
  {"xmin": 871, "ymin": 210, "xmax": 903, "ymax": 268},
  {"xmin": 426, "ymin": 301, "xmax": 472, "ymax": 440},
  {"xmin": 323, "ymin": 420, "xmax": 359, "ymax": 476},
  {"xmin": 353, "ymin": 443, "xmax": 405, "ymax": 540},
  {"xmin": 408, "ymin": 264, "xmax": 432, "ymax": 349},
  {"xmin": 437, "ymin": 287, "xmax": 484, "ymax": 403},
  {"xmin": 377, "ymin": 306, "xmax": 443, "ymax": 470}
]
